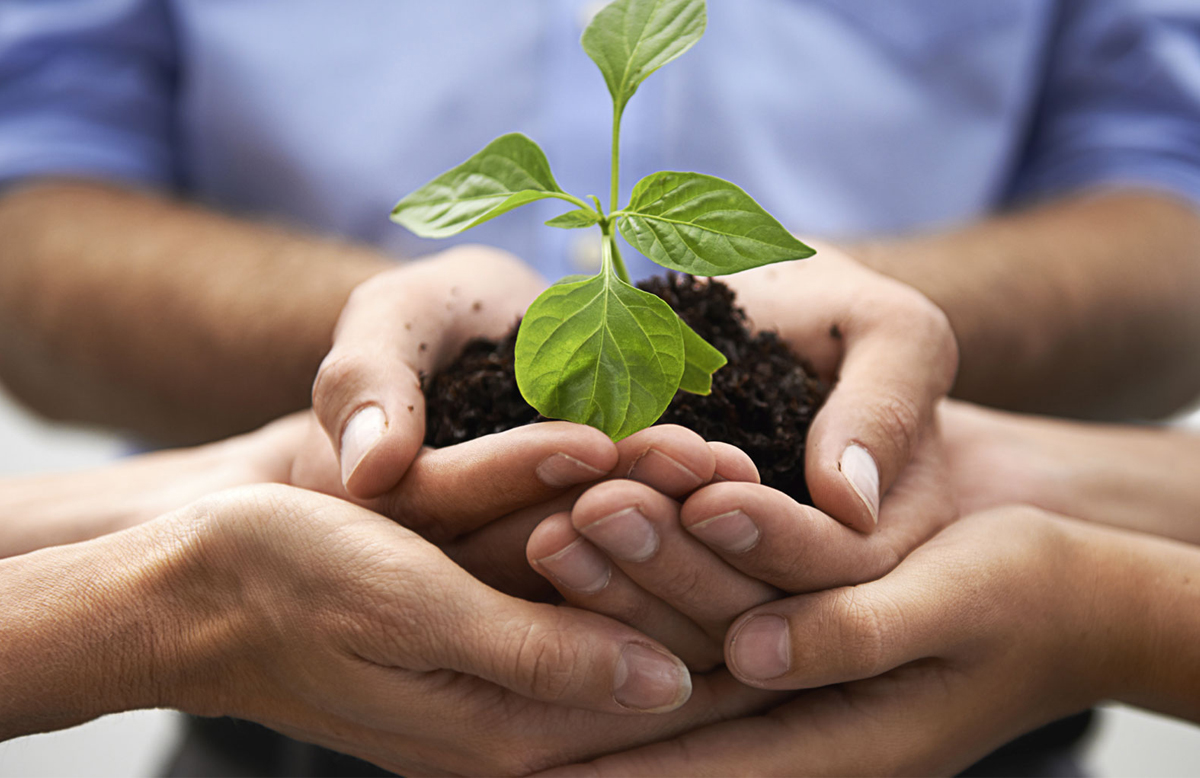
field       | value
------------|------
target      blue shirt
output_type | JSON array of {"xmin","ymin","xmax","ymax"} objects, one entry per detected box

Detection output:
[{"xmin": 3, "ymin": 0, "xmax": 1200, "ymax": 281}]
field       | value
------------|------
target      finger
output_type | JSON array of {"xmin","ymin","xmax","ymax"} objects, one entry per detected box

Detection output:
[
  {"xmin": 527, "ymin": 513, "xmax": 722, "ymax": 670},
  {"xmin": 805, "ymin": 287, "xmax": 957, "ymax": 533},
  {"xmin": 442, "ymin": 489, "xmax": 582, "ymax": 601},
  {"xmin": 571, "ymin": 480, "xmax": 778, "ymax": 639},
  {"xmin": 709, "ymin": 441, "xmax": 760, "ymax": 484},
  {"xmin": 545, "ymin": 665, "xmax": 994, "ymax": 778},
  {"xmin": 313, "ymin": 249, "xmax": 543, "ymax": 500},
  {"xmin": 381, "ymin": 422, "xmax": 618, "ymax": 543},
  {"xmin": 312, "ymin": 275, "xmax": 439, "ymax": 499},
  {"xmin": 615, "ymin": 425, "xmax": 716, "ymax": 498},
  {"xmin": 680, "ymin": 481, "xmax": 900, "ymax": 592},
  {"xmin": 412, "ymin": 569, "xmax": 696, "ymax": 715},
  {"xmin": 722, "ymin": 527, "xmax": 986, "ymax": 690}
]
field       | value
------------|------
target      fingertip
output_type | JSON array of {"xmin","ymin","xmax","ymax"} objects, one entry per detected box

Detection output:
[
  {"xmin": 804, "ymin": 447, "xmax": 878, "ymax": 535},
  {"xmin": 708, "ymin": 441, "xmax": 760, "ymax": 484},
  {"xmin": 528, "ymin": 513, "xmax": 612, "ymax": 596},
  {"xmin": 531, "ymin": 422, "xmax": 620, "ymax": 487},
  {"xmin": 613, "ymin": 642, "xmax": 693, "ymax": 713},
  {"xmin": 342, "ymin": 404, "xmax": 425, "ymax": 498},
  {"xmin": 618, "ymin": 425, "xmax": 715, "ymax": 497},
  {"xmin": 726, "ymin": 612, "xmax": 791, "ymax": 686},
  {"xmin": 526, "ymin": 511, "xmax": 580, "ymax": 564}
]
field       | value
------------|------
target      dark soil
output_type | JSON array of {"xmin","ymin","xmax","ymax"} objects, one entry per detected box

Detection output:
[{"xmin": 423, "ymin": 273, "xmax": 828, "ymax": 504}]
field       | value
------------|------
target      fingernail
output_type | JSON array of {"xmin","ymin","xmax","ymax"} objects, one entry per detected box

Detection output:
[
  {"xmin": 839, "ymin": 444, "xmax": 880, "ymax": 525},
  {"xmin": 628, "ymin": 449, "xmax": 704, "ymax": 491},
  {"xmin": 613, "ymin": 643, "xmax": 692, "ymax": 712},
  {"xmin": 580, "ymin": 508, "xmax": 659, "ymax": 562},
  {"xmin": 536, "ymin": 452, "xmax": 607, "ymax": 488},
  {"xmin": 534, "ymin": 538, "xmax": 611, "ymax": 594},
  {"xmin": 730, "ymin": 615, "xmax": 790, "ymax": 681},
  {"xmin": 341, "ymin": 405, "xmax": 387, "ymax": 485},
  {"xmin": 687, "ymin": 510, "xmax": 760, "ymax": 553}
]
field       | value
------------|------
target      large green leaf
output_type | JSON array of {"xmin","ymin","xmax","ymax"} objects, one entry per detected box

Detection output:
[
  {"xmin": 391, "ymin": 133, "xmax": 567, "ymax": 239},
  {"xmin": 619, "ymin": 171, "xmax": 815, "ymax": 276},
  {"xmin": 678, "ymin": 320, "xmax": 726, "ymax": 395},
  {"xmin": 515, "ymin": 272, "xmax": 685, "ymax": 439},
  {"xmin": 582, "ymin": 0, "xmax": 707, "ymax": 115}
]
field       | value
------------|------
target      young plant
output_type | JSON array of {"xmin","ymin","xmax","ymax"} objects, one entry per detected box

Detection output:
[{"xmin": 391, "ymin": 0, "xmax": 814, "ymax": 440}]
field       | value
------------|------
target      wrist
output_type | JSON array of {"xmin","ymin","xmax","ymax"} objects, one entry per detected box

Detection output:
[
  {"xmin": 0, "ymin": 512, "xmax": 241, "ymax": 738},
  {"xmin": 1056, "ymin": 518, "xmax": 1200, "ymax": 718}
]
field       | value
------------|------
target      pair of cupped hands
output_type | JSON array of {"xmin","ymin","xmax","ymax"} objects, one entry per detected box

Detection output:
[{"xmin": 176, "ymin": 244, "xmax": 1087, "ymax": 776}]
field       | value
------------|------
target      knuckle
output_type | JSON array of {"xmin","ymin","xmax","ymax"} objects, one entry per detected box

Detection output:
[
  {"xmin": 896, "ymin": 291, "xmax": 959, "ymax": 387},
  {"xmin": 830, "ymin": 587, "xmax": 891, "ymax": 677},
  {"xmin": 311, "ymin": 351, "xmax": 367, "ymax": 415},
  {"xmin": 864, "ymin": 391, "xmax": 923, "ymax": 460},
  {"xmin": 606, "ymin": 588, "xmax": 661, "ymax": 630},
  {"xmin": 508, "ymin": 621, "xmax": 584, "ymax": 702},
  {"xmin": 379, "ymin": 485, "xmax": 455, "ymax": 543}
]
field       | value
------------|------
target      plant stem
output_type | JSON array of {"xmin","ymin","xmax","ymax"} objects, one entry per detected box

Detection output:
[
  {"xmin": 610, "ymin": 105, "xmax": 622, "ymax": 214},
  {"xmin": 551, "ymin": 192, "xmax": 595, "ymax": 212},
  {"xmin": 602, "ymin": 222, "xmax": 630, "ymax": 284}
]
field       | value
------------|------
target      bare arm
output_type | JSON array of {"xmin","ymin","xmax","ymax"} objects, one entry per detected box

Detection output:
[
  {"xmin": 0, "ymin": 181, "xmax": 389, "ymax": 445},
  {"xmin": 943, "ymin": 400, "xmax": 1200, "ymax": 545},
  {"xmin": 0, "ymin": 414, "xmax": 306, "ymax": 560},
  {"xmin": 854, "ymin": 191, "xmax": 1200, "ymax": 420}
]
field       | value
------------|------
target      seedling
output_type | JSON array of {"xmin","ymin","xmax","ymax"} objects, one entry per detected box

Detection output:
[{"xmin": 392, "ymin": 0, "xmax": 814, "ymax": 439}]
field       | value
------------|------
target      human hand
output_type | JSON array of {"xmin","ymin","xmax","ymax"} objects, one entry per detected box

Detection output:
[
  {"xmin": 310, "ymin": 244, "xmax": 544, "ymax": 498},
  {"xmin": 526, "ymin": 424, "xmax": 953, "ymax": 669},
  {"xmin": 722, "ymin": 241, "xmax": 958, "ymax": 533},
  {"xmin": 547, "ymin": 506, "xmax": 1186, "ymax": 777},
  {"xmin": 149, "ymin": 483, "xmax": 782, "ymax": 776},
  {"xmin": 291, "ymin": 411, "xmax": 759, "ymax": 601}
]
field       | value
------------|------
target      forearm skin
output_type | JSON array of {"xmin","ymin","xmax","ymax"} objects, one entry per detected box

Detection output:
[
  {"xmin": 0, "ymin": 516, "xmax": 229, "ymax": 740},
  {"xmin": 0, "ymin": 181, "xmax": 389, "ymax": 445},
  {"xmin": 1076, "ymin": 520, "xmax": 1200, "ymax": 723},
  {"xmin": 855, "ymin": 191, "xmax": 1200, "ymax": 420},
  {"xmin": 0, "ymin": 418, "xmax": 299, "ymax": 559}
]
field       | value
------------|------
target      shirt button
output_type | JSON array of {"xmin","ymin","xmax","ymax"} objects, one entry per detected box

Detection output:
[
  {"xmin": 570, "ymin": 233, "xmax": 603, "ymax": 272},
  {"xmin": 578, "ymin": 0, "xmax": 607, "ymax": 30}
]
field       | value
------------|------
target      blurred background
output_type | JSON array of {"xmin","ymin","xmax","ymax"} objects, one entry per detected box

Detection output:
[{"xmin": 0, "ymin": 387, "xmax": 1197, "ymax": 776}]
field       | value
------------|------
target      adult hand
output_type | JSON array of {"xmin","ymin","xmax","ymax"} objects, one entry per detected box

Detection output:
[
  {"xmin": 310, "ymin": 244, "xmax": 544, "ymax": 498},
  {"xmin": 93, "ymin": 482, "xmax": 787, "ymax": 776},
  {"xmin": 526, "ymin": 425, "xmax": 954, "ymax": 669},
  {"xmin": 294, "ymin": 410, "xmax": 760, "ymax": 601},
  {"xmin": 723, "ymin": 242, "xmax": 958, "ymax": 532},
  {"xmin": 546, "ymin": 506, "xmax": 1200, "ymax": 776}
]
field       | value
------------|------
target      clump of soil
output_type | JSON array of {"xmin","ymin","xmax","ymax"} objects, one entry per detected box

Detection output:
[{"xmin": 423, "ymin": 274, "xmax": 828, "ymax": 504}]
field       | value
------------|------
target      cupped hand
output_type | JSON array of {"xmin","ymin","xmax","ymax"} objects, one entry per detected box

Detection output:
[
  {"xmin": 545, "ymin": 506, "xmax": 1118, "ymax": 777},
  {"xmin": 160, "ymin": 483, "xmax": 784, "ymax": 776},
  {"xmin": 722, "ymin": 242, "xmax": 958, "ymax": 533},
  {"xmin": 310, "ymin": 244, "xmax": 544, "ymax": 498},
  {"xmin": 293, "ymin": 408, "xmax": 753, "ymax": 600},
  {"xmin": 526, "ymin": 423, "xmax": 954, "ymax": 669}
]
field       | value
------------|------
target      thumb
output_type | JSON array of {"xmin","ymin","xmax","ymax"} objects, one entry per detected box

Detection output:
[
  {"xmin": 312, "ymin": 277, "xmax": 439, "ymax": 499},
  {"xmin": 418, "ymin": 581, "xmax": 694, "ymax": 715},
  {"xmin": 806, "ymin": 290, "xmax": 957, "ymax": 532}
]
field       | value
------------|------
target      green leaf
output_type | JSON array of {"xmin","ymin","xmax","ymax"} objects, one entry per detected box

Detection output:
[
  {"xmin": 515, "ymin": 272, "xmax": 685, "ymax": 440},
  {"xmin": 582, "ymin": 0, "xmax": 707, "ymax": 115},
  {"xmin": 678, "ymin": 320, "xmax": 726, "ymax": 395},
  {"xmin": 391, "ymin": 133, "xmax": 568, "ymax": 239},
  {"xmin": 546, "ymin": 208, "xmax": 601, "ymax": 229},
  {"xmin": 619, "ymin": 171, "xmax": 815, "ymax": 276},
  {"xmin": 553, "ymin": 274, "xmax": 595, "ymax": 286}
]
